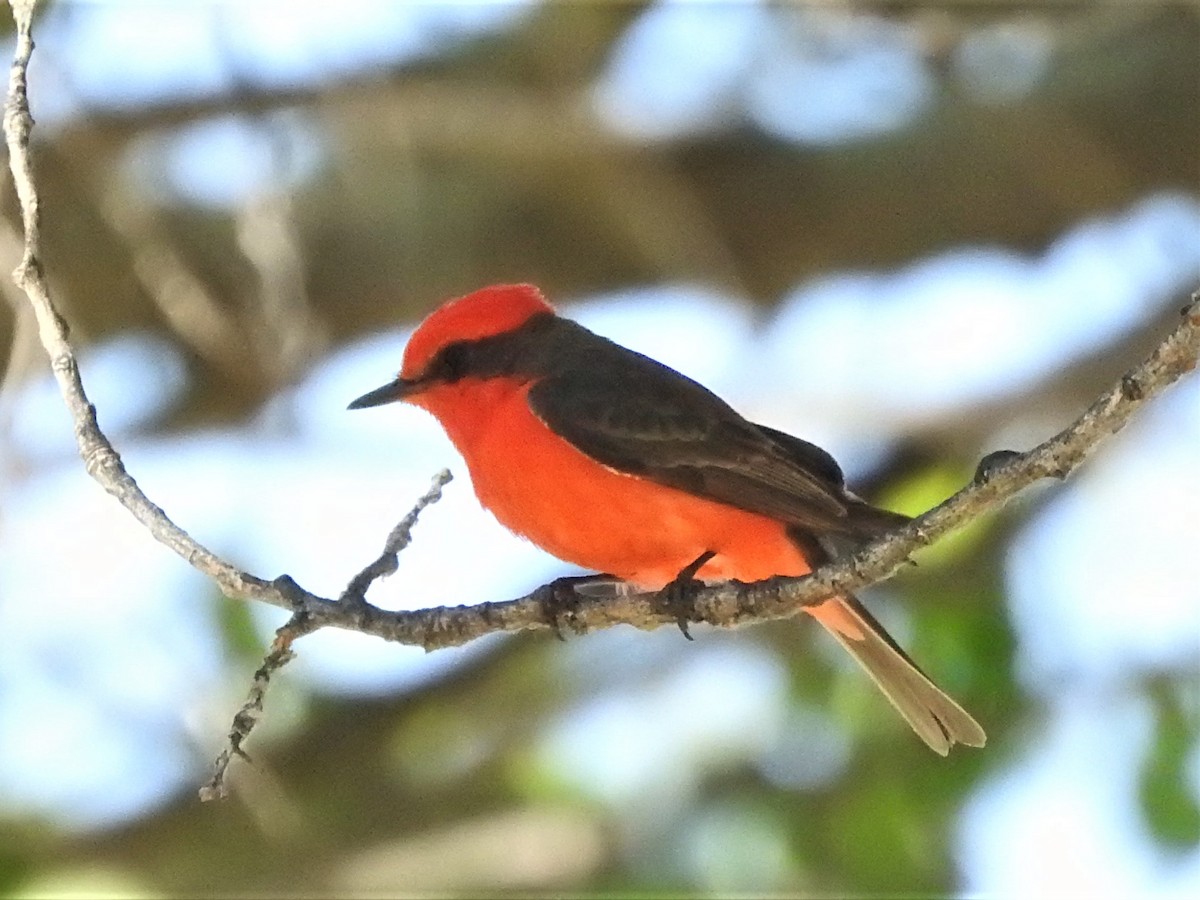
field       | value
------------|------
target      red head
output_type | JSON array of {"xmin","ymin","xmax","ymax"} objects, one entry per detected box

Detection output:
[
  {"xmin": 348, "ymin": 283, "xmax": 555, "ymax": 410},
  {"xmin": 400, "ymin": 284, "xmax": 554, "ymax": 381}
]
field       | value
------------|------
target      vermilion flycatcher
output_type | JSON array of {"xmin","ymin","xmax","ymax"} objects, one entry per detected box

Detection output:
[{"xmin": 350, "ymin": 284, "xmax": 985, "ymax": 754}]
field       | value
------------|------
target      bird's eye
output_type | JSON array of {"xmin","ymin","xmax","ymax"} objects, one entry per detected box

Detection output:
[{"xmin": 434, "ymin": 343, "xmax": 470, "ymax": 381}]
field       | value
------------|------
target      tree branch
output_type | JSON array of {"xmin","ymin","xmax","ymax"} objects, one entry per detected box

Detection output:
[
  {"xmin": 4, "ymin": 0, "xmax": 1200, "ymax": 784},
  {"xmin": 197, "ymin": 468, "xmax": 454, "ymax": 800},
  {"xmin": 198, "ymin": 611, "xmax": 313, "ymax": 802}
]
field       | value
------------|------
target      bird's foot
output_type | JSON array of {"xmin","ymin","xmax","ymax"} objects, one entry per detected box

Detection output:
[
  {"xmin": 540, "ymin": 574, "xmax": 623, "ymax": 639},
  {"xmin": 657, "ymin": 550, "xmax": 716, "ymax": 641}
]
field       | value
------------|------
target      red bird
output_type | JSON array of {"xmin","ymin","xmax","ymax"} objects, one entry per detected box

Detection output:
[{"xmin": 350, "ymin": 284, "xmax": 985, "ymax": 754}]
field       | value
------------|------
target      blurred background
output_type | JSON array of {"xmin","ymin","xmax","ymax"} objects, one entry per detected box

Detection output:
[{"xmin": 1, "ymin": 1, "xmax": 1198, "ymax": 896}]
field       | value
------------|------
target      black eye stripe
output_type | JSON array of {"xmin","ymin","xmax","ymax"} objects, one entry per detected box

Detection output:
[
  {"xmin": 434, "ymin": 342, "xmax": 470, "ymax": 380},
  {"xmin": 420, "ymin": 312, "xmax": 558, "ymax": 384}
]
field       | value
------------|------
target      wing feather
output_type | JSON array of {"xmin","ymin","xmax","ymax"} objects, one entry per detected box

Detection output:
[{"xmin": 527, "ymin": 369, "xmax": 853, "ymax": 533}]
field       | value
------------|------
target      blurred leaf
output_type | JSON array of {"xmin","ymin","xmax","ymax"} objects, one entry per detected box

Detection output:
[
  {"xmin": 506, "ymin": 746, "xmax": 587, "ymax": 807},
  {"xmin": 878, "ymin": 463, "xmax": 996, "ymax": 569},
  {"xmin": 214, "ymin": 592, "xmax": 265, "ymax": 664},
  {"xmin": 0, "ymin": 848, "xmax": 31, "ymax": 897},
  {"xmin": 918, "ymin": 575, "xmax": 1016, "ymax": 703},
  {"xmin": 825, "ymin": 777, "xmax": 938, "ymax": 892},
  {"xmin": 1138, "ymin": 680, "xmax": 1200, "ymax": 850},
  {"xmin": 9, "ymin": 866, "xmax": 157, "ymax": 900},
  {"xmin": 390, "ymin": 704, "xmax": 495, "ymax": 790}
]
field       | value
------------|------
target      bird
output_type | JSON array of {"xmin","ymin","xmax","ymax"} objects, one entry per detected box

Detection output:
[{"xmin": 349, "ymin": 283, "xmax": 985, "ymax": 754}]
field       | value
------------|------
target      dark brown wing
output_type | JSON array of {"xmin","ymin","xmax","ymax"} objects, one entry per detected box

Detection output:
[{"xmin": 526, "ymin": 364, "xmax": 856, "ymax": 535}]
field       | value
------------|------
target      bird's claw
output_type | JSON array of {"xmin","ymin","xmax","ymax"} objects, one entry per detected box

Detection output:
[
  {"xmin": 541, "ymin": 576, "xmax": 587, "ymax": 640},
  {"xmin": 540, "ymin": 574, "xmax": 625, "ymax": 639},
  {"xmin": 656, "ymin": 550, "xmax": 716, "ymax": 640}
]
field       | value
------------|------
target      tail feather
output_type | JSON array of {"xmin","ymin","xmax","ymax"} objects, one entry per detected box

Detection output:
[{"xmin": 806, "ymin": 595, "xmax": 986, "ymax": 755}]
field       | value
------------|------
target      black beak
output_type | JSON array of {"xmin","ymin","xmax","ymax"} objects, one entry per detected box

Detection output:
[{"xmin": 347, "ymin": 377, "xmax": 412, "ymax": 410}]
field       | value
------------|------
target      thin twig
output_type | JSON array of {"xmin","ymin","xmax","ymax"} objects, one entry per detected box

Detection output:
[
  {"xmin": 201, "ymin": 471, "xmax": 454, "ymax": 799},
  {"xmin": 339, "ymin": 469, "xmax": 454, "ymax": 608},
  {"xmin": 198, "ymin": 612, "xmax": 315, "ymax": 802}
]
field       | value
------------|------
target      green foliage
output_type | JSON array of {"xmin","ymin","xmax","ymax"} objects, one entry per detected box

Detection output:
[
  {"xmin": 0, "ymin": 848, "xmax": 31, "ymax": 898},
  {"xmin": 1139, "ymin": 679, "xmax": 1200, "ymax": 850},
  {"xmin": 213, "ymin": 592, "xmax": 267, "ymax": 665}
]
